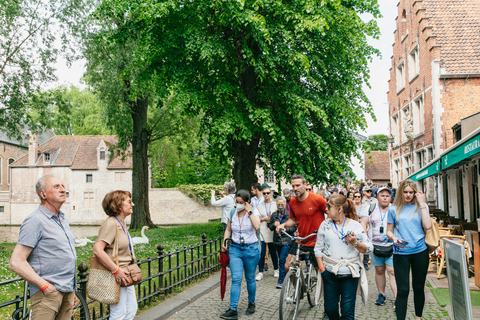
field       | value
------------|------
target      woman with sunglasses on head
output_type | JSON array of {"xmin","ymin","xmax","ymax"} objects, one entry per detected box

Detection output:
[
  {"xmin": 255, "ymin": 186, "xmax": 278, "ymax": 281},
  {"xmin": 386, "ymin": 179, "xmax": 431, "ymax": 320},
  {"xmin": 315, "ymin": 195, "xmax": 373, "ymax": 320},
  {"xmin": 221, "ymin": 190, "xmax": 261, "ymax": 319}
]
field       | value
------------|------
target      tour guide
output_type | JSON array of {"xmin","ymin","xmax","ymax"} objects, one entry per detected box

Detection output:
[{"xmin": 9, "ymin": 175, "xmax": 76, "ymax": 320}]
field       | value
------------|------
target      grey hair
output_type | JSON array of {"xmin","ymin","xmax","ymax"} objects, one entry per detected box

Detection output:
[
  {"xmin": 291, "ymin": 174, "xmax": 306, "ymax": 183},
  {"xmin": 276, "ymin": 196, "xmax": 286, "ymax": 203},
  {"xmin": 224, "ymin": 182, "xmax": 236, "ymax": 194},
  {"xmin": 36, "ymin": 175, "xmax": 55, "ymax": 201}
]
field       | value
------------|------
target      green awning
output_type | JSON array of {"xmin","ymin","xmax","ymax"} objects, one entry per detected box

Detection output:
[
  {"xmin": 411, "ymin": 160, "xmax": 441, "ymax": 181},
  {"xmin": 442, "ymin": 132, "xmax": 480, "ymax": 169}
]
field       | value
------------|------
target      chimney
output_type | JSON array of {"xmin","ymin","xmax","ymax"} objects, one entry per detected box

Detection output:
[{"xmin": 28, "ymin": 133, "xmax": 38, "ymax": 166}]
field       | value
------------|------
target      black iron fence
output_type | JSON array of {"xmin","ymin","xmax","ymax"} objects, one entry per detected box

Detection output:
[{"xmin": 0, "ymin": 234, "xmax": 223, "ymax": 320}]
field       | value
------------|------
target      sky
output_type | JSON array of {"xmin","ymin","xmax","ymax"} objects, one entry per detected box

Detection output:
[{"xmin": 53, "ymin": 1, "xmax": 398, "ymax": 138}]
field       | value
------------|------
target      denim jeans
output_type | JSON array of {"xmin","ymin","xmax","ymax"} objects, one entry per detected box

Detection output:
[
  {"xmin": 322, "ymin": 270, "xmax": 360, "ymax": 320},
  {"xmin": 258, "ymin": 241, "xmax": 279, "ymax": 272},
  {"xmin": 274, "ymin": 244, "xmax": 290, "ymax": 283},
  {"xmin": 229, "ymin": 242, "xmax": 260, "ymax": 310}
]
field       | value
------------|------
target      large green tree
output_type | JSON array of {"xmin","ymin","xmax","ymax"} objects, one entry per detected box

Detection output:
[
  {"xmin": 138, "ymin": 0, "xmax": 380, "ymax": 190},
  {"xmin": 0, "ymin": 0, "xmax": 90, "ymax": 139},
  {"xmin": 363, "ymin": 134, "xmax": 388, "ymax": 151}
]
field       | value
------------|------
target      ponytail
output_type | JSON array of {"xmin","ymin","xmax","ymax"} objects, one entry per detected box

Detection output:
[{"xmin": 330, "ymin": 194, "xmax": 359, "ymax": 221}]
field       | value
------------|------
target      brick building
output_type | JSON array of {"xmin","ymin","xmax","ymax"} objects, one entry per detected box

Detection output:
[
  {"xmin": 364, "ymin": 151, "xmax": 390, "ymax": 186},
  {"xmin": 388, "ymin": 0, "xmax": 480, "ymax": 219}
]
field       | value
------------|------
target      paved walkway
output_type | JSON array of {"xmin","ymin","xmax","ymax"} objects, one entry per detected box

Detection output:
[{"xmin": 166, "ymin": 262, "xmax": 450, "ymax": 320}]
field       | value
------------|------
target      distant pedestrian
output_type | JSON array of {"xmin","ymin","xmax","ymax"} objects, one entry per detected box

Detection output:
[
  {"xmin": 250, "ymin": 183, "xmax": 263, "ymax": 208},
  {"xmin": 386, "ymin": 179, "xmax": 432, "ymax": 320},
  {"xmin": 211, "ymin": 182, "xmax": 237, "ymax": 232},
  {"xmin": 282, "ymin": 188, "xmax": 293, "ymax": 212},
  {"xmin": 221, "ymin": 190, "xmax": 261, "ymax": 320},
  {"xmin": 361, "ymin": 187, "xmax": 397, "ymax": 307},
  {"xmin": 9, "ymin": 175, "xmax": 76, "ymax": 320},
  {"xmin": 315, "ymin": 194, "xmax": 373, "ymax": 320},
  {"xmin": 388, "ymin": 182, "xmax": 396, "ymax": 203},
  {"xmin": 267, "ymin": 197, "xmax": 296, "ymax": 289},
  {"xmin": 256, "ymin": 186, "xmax": 278, "ymax": 281}
]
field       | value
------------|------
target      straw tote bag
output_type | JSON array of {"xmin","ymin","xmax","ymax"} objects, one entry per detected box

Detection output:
[
  {"xmin": 87, "ymin": 225, "xmax": 120, "ymax": 305},
  {"xmin": 424, "ymin": 217, "xmax": 440, "ymax": 254}
]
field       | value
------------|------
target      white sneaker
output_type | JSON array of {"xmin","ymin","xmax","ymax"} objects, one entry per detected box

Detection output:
[
  {"xmin": 274, "ymin": 270, "xmax": 279, "ymax": 278},
  {"xmin": 255, "ymin": 273, "xmax": 263, "ymax": 281}
]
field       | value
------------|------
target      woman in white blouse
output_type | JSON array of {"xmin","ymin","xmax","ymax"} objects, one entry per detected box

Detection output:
[{"xmin": 315, "ymin": 194, "xmax": 373, "ymax": 320}]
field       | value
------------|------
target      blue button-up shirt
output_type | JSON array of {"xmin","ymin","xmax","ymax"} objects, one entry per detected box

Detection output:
[{"xmin": 17, "ymin": 205, "xmax": 77, "ymax": 295}]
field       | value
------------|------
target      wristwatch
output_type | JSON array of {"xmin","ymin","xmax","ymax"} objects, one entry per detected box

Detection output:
[
  {"xmin": 248, "ymin": 211, "xmax": 253, "ymax": 216},
  {"xmin": 353, "ymin": 241, "xmax": 359, "ymax": 247}
]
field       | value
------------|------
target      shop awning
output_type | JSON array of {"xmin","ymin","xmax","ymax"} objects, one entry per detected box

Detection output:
[
  {"xmin": 411, "ymin": 160, "xmax": 441, "ymax": 182},
  {"xmin": 441, "ymin": 132, "xmax": 480, "ymax": 169}
]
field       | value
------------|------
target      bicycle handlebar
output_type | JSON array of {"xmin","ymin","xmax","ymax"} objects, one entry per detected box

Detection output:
[{"xmin": 280, "ymin": 229, "xmax": 317, "ymax": 241}]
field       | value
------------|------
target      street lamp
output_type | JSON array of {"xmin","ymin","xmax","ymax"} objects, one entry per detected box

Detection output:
[{"xmin": 388, "ymin": 134, "xmax": 395, "ymax": 148}]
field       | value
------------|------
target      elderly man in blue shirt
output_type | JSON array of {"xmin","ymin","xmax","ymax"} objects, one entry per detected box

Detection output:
[{"xmin": 9, "ymin": 175, "xmax": 77, "ymax": 320}]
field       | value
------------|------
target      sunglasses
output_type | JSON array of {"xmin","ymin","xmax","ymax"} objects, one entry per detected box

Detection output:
[
  {"xmin": 366, "ymin": 190, "xmax": 372, "ymax": 193},
  {"xmin": 263, "ymin": 192, "xmax": 271, "ymax": 195},
  {"xmin": 354, "ymin": 195, "xmax": 361, "ymax": 198},
  {"xmin": 306, "ymin": 188, "xmax": 312, "ymax": 191}
]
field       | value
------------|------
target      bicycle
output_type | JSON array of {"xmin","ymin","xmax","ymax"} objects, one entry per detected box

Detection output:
[
  {"xmin": 11, "ymin": 280, "xmax": 90, "ymax": 320},
  {"xmin": 278, "ymin": 231, "xmax": 319, "ymax": 320}
]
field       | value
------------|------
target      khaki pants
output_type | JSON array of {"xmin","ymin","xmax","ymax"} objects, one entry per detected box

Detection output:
[{"xmin": 30, "ymin": 287, "xmax": 74, "ymax": 320}]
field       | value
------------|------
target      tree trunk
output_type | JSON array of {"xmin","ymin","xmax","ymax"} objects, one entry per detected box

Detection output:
[
  {"xmin": 231, "ymin": 137, "xmax": 260, "ymax": 192},
  {"xmin": 130, "ymin": 97, "xmax": 155, "ymax": 229}
]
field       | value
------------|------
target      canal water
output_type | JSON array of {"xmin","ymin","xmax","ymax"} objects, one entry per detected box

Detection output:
[{"xmin": 0, "ymin": 225, "xmax": 102, "ymax": 243}]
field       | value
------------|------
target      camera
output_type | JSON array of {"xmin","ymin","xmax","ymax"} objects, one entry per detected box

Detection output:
[
  {"xmin": 239, "ymin": 236, "xmax": 245, "ymax": 246},
  {"xmin": 215, "ymin": 191, "xmax": 220, "ymax": 196}
]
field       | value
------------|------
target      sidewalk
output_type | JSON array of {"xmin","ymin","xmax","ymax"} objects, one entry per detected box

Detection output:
[{"xmin": 136, "ymin": 261, "xmax": 451, "ymax": 320}]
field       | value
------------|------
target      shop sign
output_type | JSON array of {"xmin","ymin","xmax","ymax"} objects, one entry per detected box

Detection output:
[
  {"xmin": 411, "ymin": 160, "xmax": 440, "ymax": 181},
  {"xmin": 442, "ymin": 133, "xmax": 480, "ymax": 169}
]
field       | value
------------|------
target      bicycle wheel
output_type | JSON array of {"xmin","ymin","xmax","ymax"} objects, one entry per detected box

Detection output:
[
  {"xmin": 72, "ymin": 291, "xmax": 90, "ymax": 320},
  {"xmin": 306, "ymin": 263, "xmax": 318, "ymax": 307},
  {"xmin": 279, "ymin": 268, "xmax": 297, "ymax": 320}
]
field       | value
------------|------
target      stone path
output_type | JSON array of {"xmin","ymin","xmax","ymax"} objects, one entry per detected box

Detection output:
[{"xmin": 167, "ymin": 262, "xmax": 450, "ymax": 320}]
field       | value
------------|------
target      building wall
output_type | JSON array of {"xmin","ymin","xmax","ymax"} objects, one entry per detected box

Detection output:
[{"xmin": 0, "ymin": 142, "xmax": 27, "ymax": 192}]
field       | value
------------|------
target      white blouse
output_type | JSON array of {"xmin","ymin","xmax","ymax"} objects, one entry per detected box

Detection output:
[
  {"xmin": 228, "ymin": 208, "xmax": 261, "ymax": 245},
  {"xmin": 314, "ymin": 218, "xmax": 373, "ymax": 274}
]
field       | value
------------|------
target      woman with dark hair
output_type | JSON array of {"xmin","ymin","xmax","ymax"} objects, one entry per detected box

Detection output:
[
  {"xmin": 92, "ymin": 191, "xmax": 138, "ymax": 320},
  {"xmin": 386, "ymin": 179, "xmax": 431, "ymax": 320},
  {"xmin": 346, "ymin": 191, "xmax": 354, "ymax": 201},
  {"xmin": 220, "ymin": 189, "xmax": 261, "ymax": 320},
  {"xmin": 314, "ymin": 195, "xmax": 373, "ymax": 320}
]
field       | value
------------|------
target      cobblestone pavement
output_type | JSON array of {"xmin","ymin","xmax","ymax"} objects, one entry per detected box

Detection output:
[{"xmin": 168, "ymin": 262, "xmax": 450, "ymax": 320}]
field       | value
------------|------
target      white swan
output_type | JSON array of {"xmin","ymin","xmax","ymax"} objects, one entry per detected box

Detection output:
[
  {"xmin": 74, "ymin": 237, "xmax": 95, "ymax": 247},
  {"xmin": 132, "ymin": 226, "xmax": 150, "ymax": 245}
]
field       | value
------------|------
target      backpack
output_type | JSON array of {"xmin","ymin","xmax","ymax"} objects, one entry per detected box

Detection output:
[
  {"xmin": 368, "ymin": 203, "xmax": 376, "ymax": 216},
  {"xmin": 229, "ymin": 208, "xmax": 261, "ymax": 248}
]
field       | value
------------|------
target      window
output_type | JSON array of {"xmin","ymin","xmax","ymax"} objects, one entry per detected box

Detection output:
[
  {"xmin": 416, "ymin": 151, "xmax": 425, "ymax": 171},
  {"xmin": 100, "ymin": 148, "xmax": 106, "ymax": 160},
  {"xmin": 44, "ymin": 153, "xmax": 50, "ymax": 162},
  {"xmin": 412, "ymin": 95, "xmax": 424, "ymax": 136},
  {"xmin": 391, "ymin": 115, "xmax": 400, "ymax": 146},
  {"xmin": 394, "ymin": 159, "xmax": 400, "ymax": 186},
  {"xmin": 396, "ymin": 61, "xmax": 405, "ymax": 92},
  {"xmin": 428, "ymin": 147, "xmax": 434, "ymax": 162},
  {"xmin": 408, "ymin": 46, "xmax": 419, "ymax": 80},
  {"xmin": 84, "ymin": 191, "xmax": 95, "ymax": 208},
  {"xmin": 66, "ymin": 191, "xmax": 70, "ymax": 198},
  {"xmin": 404, "ymin": 155, "xmax": 413, "ymax": 177},
  {"xmin": 0, "ymin": 206, "xmax": 4, "ymax": 213},
  {"xmin": 264, "ymin": 169, "xmax": 275, "ymax": 184},
  {"xmin": 115, "ymin": 172, "xmax": 126, "ymax": 183},
  {"xmin": 7, "ymin": 158, "xmax": 14, "ymax": 185},
  {"xmin": 86, "ymin": 174, "xmax": 93, "ymax": 183}
]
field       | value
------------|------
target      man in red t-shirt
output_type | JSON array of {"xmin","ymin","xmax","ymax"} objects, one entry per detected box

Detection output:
[{"xmin": 277, "ymin": 174, "xmax": 326, "ymax": 272}]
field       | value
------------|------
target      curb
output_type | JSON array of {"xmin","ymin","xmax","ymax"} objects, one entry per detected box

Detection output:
[{"xmin": 134, "ymin": 272, "xmax": 221, "ymax": 320}]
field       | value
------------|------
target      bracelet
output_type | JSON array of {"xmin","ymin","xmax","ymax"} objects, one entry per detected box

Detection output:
[
  {"xmin": 112, "ymin": 268, "xmax": 121, "ymax": 275},
  {"xmin": 40, "ymin": 282, "xmax": 49, "ymax": 292},
  {"xmin": 319, "ymin": 265, "xmax": 325, "ymax": 272},
  {"xmin": 420, "ymin": 206, "xmax": 426, "ymax": 209}
]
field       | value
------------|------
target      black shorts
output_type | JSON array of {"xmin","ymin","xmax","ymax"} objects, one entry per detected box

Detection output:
[{"xmin": 288, "ymin": 242, "xmax": 319, "ymax": 270}]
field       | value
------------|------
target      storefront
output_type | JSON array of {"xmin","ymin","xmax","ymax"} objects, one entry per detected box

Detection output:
[{"xmin": 407, "ymin": 128, "xmax": 480, "ymax": 222}]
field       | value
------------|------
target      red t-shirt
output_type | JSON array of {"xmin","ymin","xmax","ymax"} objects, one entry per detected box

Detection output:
[{"xmin": 289, "ymin": 192, "xmax": 327, "ymax": 247}]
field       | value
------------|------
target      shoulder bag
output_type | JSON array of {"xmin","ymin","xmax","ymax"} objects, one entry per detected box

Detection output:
[
  {"xmin": 373, "ymin": 245, "xmax": 393, "ymax": 258},
  {"xmin": 424, "ymin": 217, "xmax": 440, "ymax": 254},
  {"xmin": 87, "ymin": 223, "xmax": 120, "ymax": 304}
]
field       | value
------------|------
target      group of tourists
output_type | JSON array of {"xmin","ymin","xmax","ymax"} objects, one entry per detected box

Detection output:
[
  {"xmin": 216, "ymin": 175, "xmax": 432, "ymax": 320},
  {"xmin": 7, "ymin": 174, "xmax": 432, "ymax": 320}
]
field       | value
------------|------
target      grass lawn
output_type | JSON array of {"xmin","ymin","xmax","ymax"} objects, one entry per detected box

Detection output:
[
  {"xmin": 431, "ymin": 288, "xmax": 480, "ymax": 307},
  {"xmin": 0, "ymin": 222, "xmax": 223, "ymax": 319}
]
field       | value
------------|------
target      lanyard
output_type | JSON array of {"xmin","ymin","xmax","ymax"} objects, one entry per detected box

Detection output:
[
  {"xmin": 264, "ymin": 202, "xmax": 272, "ymax": 216},
  {"xmin": 238, "ymin": 213, "xmax": 246, "ymax": 235},
  {"xmin": 114, "ymin": 216, "xmax": 133, "ymax": 255},
  {"xmin": 379, "ymin": 206, "xmax": 388, "ymax": 224},
  {"xmin": 334, "ymin": 216, "xmax": 347, "ymax": 239}
]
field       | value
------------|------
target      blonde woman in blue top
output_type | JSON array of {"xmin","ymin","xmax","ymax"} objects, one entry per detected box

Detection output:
[{"xmin": 386, "ymin": 179, "xmax": 431, "ymax": 320}]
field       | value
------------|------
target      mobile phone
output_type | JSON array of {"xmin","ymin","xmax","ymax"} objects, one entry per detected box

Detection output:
[
  {"xmin": 396, "ymin": 241, "xmax": 409, "ymax": 248},
  {"xmin": 215, "ymin": 191, "xmax": 220, "ymax": 196}
]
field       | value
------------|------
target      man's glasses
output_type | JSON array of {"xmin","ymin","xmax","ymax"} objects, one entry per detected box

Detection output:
[
  {"xmin": 306, "ymin": 188, "xmax": 312, "ymax": 191},
  {"xmin": 354, "ymin": 196, "xmax": 361, "ymax": 198},
  {"xmin": 366, "ymin": 190, "xmax": 372, "ymax": 193},
  {"xmin": 263, "ymin": 192, "xmax": 271, "ymax": 195}
]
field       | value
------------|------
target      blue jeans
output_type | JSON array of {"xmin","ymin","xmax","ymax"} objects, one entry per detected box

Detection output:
[
  {"xmin": 229, "ymin": 243, "xmax": 260, "ymax": 310},
  {"xmin": 274, "ymin": 244, "xmax": 290, "ymax": 283},
  {"xmin": 322, "ymin": 270, "xmax": 360, "ymax": 320},
  {"xmin": 258, "ymin": 241, "xmax": 278, "ymax": 272}
]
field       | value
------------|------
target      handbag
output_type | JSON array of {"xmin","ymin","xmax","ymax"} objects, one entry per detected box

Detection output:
[
  {"xmin": 87, "ymin": 225, "xmax": 120, "ymax": 304},
  {"xmin": 373, "ymin": 245, "xmax": 393, "ymax": 258},
  {"xmin": 424, "ymin": 217, "xmax": 440, "ymax": 254}
]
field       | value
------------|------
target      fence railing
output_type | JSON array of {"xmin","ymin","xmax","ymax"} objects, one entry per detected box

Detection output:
[{"xmin": 0, "ymin": 234, "xmax": 223, "ymax": 320}]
